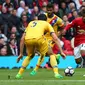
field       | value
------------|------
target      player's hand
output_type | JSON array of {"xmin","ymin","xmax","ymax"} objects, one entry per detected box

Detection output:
[
  {"xmin": 60, "ymin": 52, "xmax": 66, "ymax": 59},
  {"xmin": 17, "ymin": 54, "xmax": 23, "ymax": 63}
]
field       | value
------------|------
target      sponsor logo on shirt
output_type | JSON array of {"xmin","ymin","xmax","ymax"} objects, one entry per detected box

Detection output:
[{"xmin": 77, "ymin": 29, "xmax": 85, "ymax": 34}]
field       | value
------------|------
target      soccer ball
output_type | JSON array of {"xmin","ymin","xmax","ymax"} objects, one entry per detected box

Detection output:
[{"xmin": 64, "ymin": 66, "xmax": 74, "ymax": 76}]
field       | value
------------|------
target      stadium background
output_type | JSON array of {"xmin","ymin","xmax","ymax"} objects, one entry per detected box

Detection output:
[
  {"xmin": 0, "ymin": 0, "xmax": 84, "ymax": 68},
  {"xmin": 0, "ymin": 1, "xmax": 85, "ymax": 85}
]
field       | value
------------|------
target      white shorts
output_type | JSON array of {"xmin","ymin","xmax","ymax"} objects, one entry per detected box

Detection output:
[{"xmin": 74, "ymin": 44, "xmax": 85, "ymax": 59}]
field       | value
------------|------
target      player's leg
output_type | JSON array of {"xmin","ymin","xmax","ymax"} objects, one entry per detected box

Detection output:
[
  {"xmin": 47, "ymin": 46, "xmax": 63, "ymax": 78},
  {"xmin": 52, "ymin": 40, "xmax": 64, "ymax": 64},
  {"xmin": 53, "ymin": 54, "xmax": 61, "ymax": 64},
  {"xmin": 16, "ymin": 55, "xmax": 34, "ymax": 79},
  {"xmin": 45, "ymin": 57, "xmax": 52, "ymax": 69},
  {"xmin": 45, "ymin": 53, "xmax": 61, "ymax": 69},
  {"xmin": 82, "ymin": 57, "xmax": 85, "ymax": 67},
  {"xmin": 80, "ymin": 44, "xmax": 85, "ymax": 67},
  {"xmin": 74, "ymin": 45, "xmax": 83, "ymax": 68},
  {"xmin": 50, "ymin": 55, "xmax": 63, "ymax": 78},
  {"xmin": 30, "ymin": 37, "xmax": 48, "ymax": 75},
  {"xmin": 81, "ymin": 44, "xmax": 85, "ymax": 76},
  {"xmin": 16, "ymin": 40, "xmax": 35, "ymax": 79},
  {"xmin": 31, "ymin": 38, "xmax": 62, "ymax": 78},
  {"xmin": 45, "ymin": 40, "xmax": 61, "ymax": 69},
  {"xmin": 46, "ymin": 39, "xmax": 62, "ymax": 78},
  {"xmin": 30, "ymin": 54, "xmax": 45, "ymax": 75},
  {"xmin": 80, "ymin": 44, "xmax": 85, "ymax": 76},
  {"xmin": 75, "ymin": 58, "xmax": 83, "ymax": 68}
]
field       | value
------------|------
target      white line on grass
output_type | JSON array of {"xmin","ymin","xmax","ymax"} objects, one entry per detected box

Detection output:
[{"xmin": 0, "ymin": 80, "xmax": 85, "ymax": 82}]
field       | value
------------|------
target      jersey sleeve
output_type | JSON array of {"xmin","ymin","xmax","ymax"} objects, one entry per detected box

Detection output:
[
  {"xmin": 64, "ymin": 19, "xmax": 76, "ymax": 31},
  {"xmin": 56, "ymin": 17, "xmax": 64, "ymax": 27}
]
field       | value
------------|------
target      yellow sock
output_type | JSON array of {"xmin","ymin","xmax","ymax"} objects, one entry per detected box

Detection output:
[
  {"xmin": 18, "ymin": 68, "xmax": 25, "ymax": 75},
  {"xmin": 34, "ymin": 55, "xmax": 44, "ymax": 71},
  {"xmin": 50, "ymin": 54, "xmax": 59, "ymax": 74},
  {"xmin": 18, "ymin": 56, "xmax": 32, "ymax": 75},
  {"xmin": 53, "ymin": 68, "xmax": 58, "ymax": 74},
  {"xmin": 34, "ymin": 65, "xmax": 40, "ymax": 71}
]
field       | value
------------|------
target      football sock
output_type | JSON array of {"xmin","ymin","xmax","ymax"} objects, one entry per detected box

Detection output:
[
  {"xmin": 18, "ymin": 56, "xmax": 32, "ymax": 75},
  {"xmin": 53, "ymin": 67, "xmax": 58, "ymax": 74},
  {"xmin": 50, "ymin": 54, "xmax": 58, "ymax": 74},
  {"xmin": 18, "ymin": 67, "xmax": 25, "ymax": 75},
  {"xmin": 34, "ymin": 55, "xmax": 44, "ymax": 71}
]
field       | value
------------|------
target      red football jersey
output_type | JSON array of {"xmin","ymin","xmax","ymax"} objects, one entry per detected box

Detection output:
[{"xmin": 65, "ymin": 17, "xmax": 85, "ymax": 47}]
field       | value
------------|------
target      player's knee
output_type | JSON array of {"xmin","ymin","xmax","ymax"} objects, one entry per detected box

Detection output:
[{"xmin": 75, "ymin": 58, "xmax": 82, "ymax": 64}]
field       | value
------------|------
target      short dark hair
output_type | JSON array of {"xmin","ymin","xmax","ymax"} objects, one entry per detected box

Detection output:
[
  {"xmin": 38, "ymin": 14, "xmax": 47, "ymax": 21},
  {"xmin": 47, "ymin": 2, "xmax": 53, "ymax": 9}
]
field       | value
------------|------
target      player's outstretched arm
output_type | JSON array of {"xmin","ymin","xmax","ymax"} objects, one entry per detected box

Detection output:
[
  {"xmin": 51, "ymin": 32, "xmax": 66, "ymax": 59},
  {"xmin": 17, "ymin": 33, "xmax": 25, "ymax": 63}
]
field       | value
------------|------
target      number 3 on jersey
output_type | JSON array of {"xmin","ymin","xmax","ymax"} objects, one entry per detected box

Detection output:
[{"xmin": 31, "ymin": 22, "xmax": 37, "ymax": 27}]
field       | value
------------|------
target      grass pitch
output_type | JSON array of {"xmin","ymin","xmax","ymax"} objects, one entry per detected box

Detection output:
[{"xmin": 0, "ymin": 68, "xmax": 85, "ymax": 85}]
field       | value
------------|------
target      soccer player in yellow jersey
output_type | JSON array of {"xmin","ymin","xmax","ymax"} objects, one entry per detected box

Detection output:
[
  {"xmin": 15, "ymin": 14, "xmax": 66, "ymax": 79},
  {"xmin": 31, "ymin": 3, "xmax": 65, "ymax": 73},
  {"xmin": 44, "ymin": 3, "xmax": 65, "ymax": 68},
  {"xmin": 45, "ymin": 3, "xmax": 64, "ymax": 43}
]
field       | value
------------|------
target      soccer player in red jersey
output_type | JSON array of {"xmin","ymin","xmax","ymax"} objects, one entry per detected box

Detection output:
[{"xmin": 63, "ymin": 8, "xmax": 85, "ymax": 67}]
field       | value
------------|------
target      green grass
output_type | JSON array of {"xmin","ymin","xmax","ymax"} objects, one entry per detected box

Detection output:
[{"xmin": 0, "ymin": 68, "xmax": 85, "ymax": 85}]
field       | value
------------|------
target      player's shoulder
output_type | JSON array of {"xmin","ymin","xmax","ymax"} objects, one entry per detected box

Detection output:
[
  {"xmin": 53, "ymin": 14, "xmax": 63, "ymax": 21},
  {"xmin": 30, "ymin": 20, "xmax": 50, "ymax": 25},
  {"xmin": 39, "ymin": 20, "xmax": 51, "ymax": 27},
  {"xmin": 54, "ymin": 14, "xmax": 61, "ymax": 19},
  {"xmin": 54, "ymin": 14, "xmax": 58, "ymax": 17}
]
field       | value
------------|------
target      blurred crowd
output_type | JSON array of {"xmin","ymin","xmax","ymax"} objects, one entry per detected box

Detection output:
[{"xmin": 0, "ymin": 0, "xmax": 84, "ymax": 56}]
